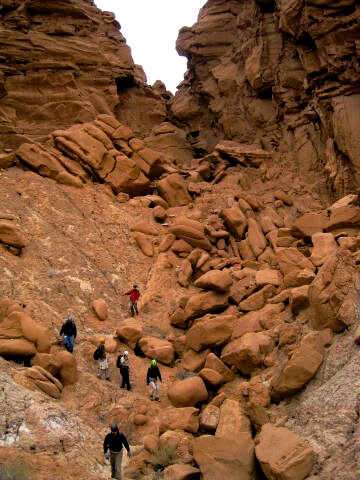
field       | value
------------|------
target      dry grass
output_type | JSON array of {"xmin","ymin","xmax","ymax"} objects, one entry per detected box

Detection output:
[{"xmin": 150, "ymin": 443, "xmax": 178, "ymax": 469}]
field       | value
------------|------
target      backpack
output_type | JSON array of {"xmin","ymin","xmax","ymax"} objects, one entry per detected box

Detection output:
[
  {"xmin": 116, "ymin": 355, "xmax": 121, "ymax": 368},
  {"xmin": 93, "ymin": 347, "xmax": 100, "ymax": 361}
]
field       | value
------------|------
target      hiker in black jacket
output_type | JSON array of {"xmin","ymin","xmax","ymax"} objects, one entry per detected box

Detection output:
[
  {"xmin": 59, "ymin": 315, "xmax": 77, "ymax": 353},
  {"xmin": 103, "ymin": 423, "xmax": 131, "ymax": 479},
  {"xmin": 146, "ymin": 359, "xmax": 162, "ymax": 401}
]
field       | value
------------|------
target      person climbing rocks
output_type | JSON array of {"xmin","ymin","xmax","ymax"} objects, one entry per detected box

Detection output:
[
  {"xmin": 59, "ymin": 315, "xmax": 77, "ymax": 353},
  {"xmin": 94, "ymin": 337, "xmax": 111, "ymax": 381},
  {"xmin": 116, "ymin": 350, "xmax": 131, "ymax": 390},
  {"xmin": 124, "ymin": 284, "xmax": 140, "ymax": 317},
  {"xmin": 103, "ymin": 422, "xmax": 131, "ymax": 480},
  {"xmin": 146, "ymin": 359, "xmax": 162, "ymax": 401}
]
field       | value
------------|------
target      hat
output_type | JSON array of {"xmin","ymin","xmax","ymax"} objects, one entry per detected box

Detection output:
[
  {"xmin": 124, "ymin": 351, "xmax": 128, "ymax": 356},
  {"xmin": 110, "ymin": 423, "xmax": 118, "ymax": 432},
  {"xmin": 151, "ymin": 359, "xmax": 157, "ymax": 366},
  {"xmin": 99, "ymin": 337, "xmax": 105, "ymax": 343}
]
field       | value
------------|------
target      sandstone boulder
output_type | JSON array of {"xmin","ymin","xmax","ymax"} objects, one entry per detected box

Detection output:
[
  {"xmin": 160, "ymin": 406, "xmax": 199, "ymax": 434},
  {"xmin": 216, "ymin": 399, "xmax": 251, "ymax": 440},
  {"xmin": 116, "ymin": 319, "xmax": 143, "ymax": 349},
  {"xmin": 0, "ymin": 220, "xmax": 26, "ymax": 249},
  {"xmin": 324, "ymin": 204, "xmax": 360, "ymax": 233},
  {"xmin": 132, "ymin": 231, "xmax": 154, "ymax": 257},
  {"xmin": 270, "ymin": 332, "xmax": 328, "ymax": 400},
  {"xmin": 198, "ymin": 368, "xmax": 224, "ymax": 387},
  {"xmin": 255, "ymin": 269, "xmax": 282, "ymax": 288},
  {"xmin": 54, "ymin": 350, "xmax": 77, "ymax": 385},
  {"xmin": 238, "ymin": 284, "xmax": 276, "ymax": 312},
  {"xmin": 221, "ymin": 332, "xmax": 274, "ymax": 374},
  {"xmin": 161, "ymin": 464, "xmax": 201, "ymax": 480},
  {"xmin": 220, "ymin": 205, "xmax": 248, "ymax": 240},
  {"xmin": 138, "ymin": 336, "xmax": 174, "ymax": 365},
  {"xmin": 204, "ymin": 352, "xmax": 234, "ymax": 383},
  {"xmin": 309, "ymin": 251, "xmax": 358, "ymax": 332},
  {"xmin": 283, "ymin": 268, "xmax": 316, "ymax": 288},
  {"xmin": 168, "ymin": 376, "xmax": 208, "ymax": 407},
  {"xmin": 290, "ymin": 211, "xmax": 327, "ymax": 238},
  {"xmin": 183, "ymin": 291, "xmax": 229, "ymax": 322},
  {"xmin": 193, "ymin": 434, "xmax": 254, "ymax": 480},
  {"xmin": 255, "ymin": 423, "xmax": 313, "ymax": 480},
  {"xmin": 247, "ymin": 218, "xmax": 267, "ymax": 257},
  {"xmin": 169, "ymin": 216, "xmax": 212, "ymax": 251},
  {"xmin": 0, "ymin": 309, "xmax": 50, "ymax": 356},
  {"xmin": 185, "ymin": 314, "xmax": 235, "ymax": 351},
  {"xmin": 194, "ymin": 269, "xmax": 233, "ymax": 292},
  {"xmin": 310, "ymin": 232, "xmax": 338, "ymax": 267},
  {"xmin": 91, "ymin": 298, "xmax": 108, "ymax": 321},
  {"xmin": 31, "ymin": 353, "xmax": 62, "ymax": 377},
  {"xmin": 157, "ymin": 173, "xmax": 191, "ymax": 207},
  {"xmin": 199, "ymin": 404, "xmax": 220, "ymax": 432},
  {"xmin": 289, "ymin": 285, "xmax": 310, "ymax": 314},
  {"xmin": 181, "ymin": 348, "xmax": 211, "ymax": 372},
  {"xmin": 275, "ymin": 247, "xmax": 316, "ymax": 275}
]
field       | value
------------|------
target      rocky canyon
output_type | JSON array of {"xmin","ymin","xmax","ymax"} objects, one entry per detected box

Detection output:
[{"xmin": 0, "ymin": 1, "xmax": 360, "ymax": 479}]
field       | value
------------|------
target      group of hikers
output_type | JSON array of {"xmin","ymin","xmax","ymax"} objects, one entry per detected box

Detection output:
[
  {"xmin": 92, "ymin": 339, "xmax": 162, "ymax": 401},
  {"xmin": 58, "ymin": 284, "xmax": 162, "ymax": 479}
]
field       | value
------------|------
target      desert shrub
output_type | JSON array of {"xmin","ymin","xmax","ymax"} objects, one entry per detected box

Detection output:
[
  {"xmin": 0, "ymin": 462, "xmax": 30, "ymax": 480},
  {"xmin": 150, "ymin": 443, "xmax": 178, "ymax": 469}
]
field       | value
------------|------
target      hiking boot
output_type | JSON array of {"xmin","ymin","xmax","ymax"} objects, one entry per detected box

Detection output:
[{"xmin": 155, "ymin": 398, "xmax": 160, "ymax": 402}]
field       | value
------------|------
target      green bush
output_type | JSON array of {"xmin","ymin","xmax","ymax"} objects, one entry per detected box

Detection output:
[
  {"xmin": 150, "ymin": 443, "xmax": 178, "ymax": 469},
  {"xmin": 0, "ymin": 462, "xmax": 30, "ymax": 480}
]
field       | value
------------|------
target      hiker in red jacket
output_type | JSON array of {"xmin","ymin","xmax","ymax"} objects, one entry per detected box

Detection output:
[{"xmin": 124, "ymin": 284, "xmax": 140, "ymax": 317}]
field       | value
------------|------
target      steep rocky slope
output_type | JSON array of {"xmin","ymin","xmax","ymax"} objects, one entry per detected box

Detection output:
[{"xmin": 0, "ymin": 1, "xmax": 360, "ymax": 480}]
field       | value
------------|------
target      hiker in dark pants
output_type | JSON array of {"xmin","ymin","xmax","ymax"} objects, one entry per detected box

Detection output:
[
  {"xmin": 95, "ymin": 337, "xmax": 111, "ymax": 381},
  {"xmin": 59, "ymin": 315, "xmax": 77, "ymax": 353},
  {"xmin": 124, "ymin": 284, "xmax": 140, "ymax": 316},
  {"xmin": 103, "ymin": 423, "xmax": 131, "ymax": 479},
  {"xmin": 146, "ymin": 359, "xmax": 162, "ymax": 401},
  {"xmin": 117, "ymin": 350, "xmax": 131, "ymax": 390}
]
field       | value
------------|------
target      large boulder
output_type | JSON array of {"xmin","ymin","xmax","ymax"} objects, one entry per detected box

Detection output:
[
  {"xmin": 0, "ymin": 308, "xmax": 50, "ymax": 356},
  {"xmin": 199, "ymin": 404, "xmax": 221, "ymax": 432},
  {"xmin": 270, "ymin": 331, "xmax": 330, "ymax": 400},
  {"xmin": 220, "ymin": 205, "xmax": 248, "ymax": 240},
  {"xmin": 138, "ymin": 336, "xmax": 175, "ymax": 365},
  {"xmin": 204, "ymin": 352, "xmax": 234, "ymax": 383},
  {"xmin": 275, "ymin": 247, "xmax": 316, "ymax": 275},
  {"xmin": 193, "ymin": 434, "xmax": 255, "ymax": 480},
  {"xmin": 255, "ymin": 423, "xmax": 313, "ymax": 480},
  {"xmin": 54, "ymin": 350, "xmax": 78, "ymax": 385},
  {"xmin": 168, "ymin": 376, "xmax": 208, "ymax": 407},
  {"xmin": 0, "ymin": 220, "xmax": 26, "ymax": 249},
  {"xmin": 309, "ymin": 232, "xmax": 337, "ymax": 267},
  {"xmin": 309, "ymin": 250, "xmax": 359, "ymax": 332},
  {"xmin": 290, "ymin": 211, "xmax": 327, "ymax": 238},
  {"xmin": 161, "ymin": 464, "xmax": 201, "ymax": 480},
  {"xmin": 194, "ymin": 270, "xmax": 233, "ymax": 292},
  {"xmin": 185, "ymin": 314, "xmax": 236, "ymax": 351},
  {"xmin": 183, "ymin": 292, "xmax": 229, "ymax": 322},
  {"xmin": 160, "ymin": 407, "xmax": 199, "ymax": 434},
  {"xmin": 216, "ymin": 399, "xmax": 251, "ymax": 440},
  {"xmin": 221, "ymin": 332, "xmax": 274, "ymax": 374},
  {"xmin": 157, "ymin": 173, "xmax": 192, "ymax": 207},
  {"xmin": 116, "ymin": 319, "xmax": 143, "ymax": 349},
  {"xmin": 169, "ymin": 216, "xmax": 212, "ymax": 251}
]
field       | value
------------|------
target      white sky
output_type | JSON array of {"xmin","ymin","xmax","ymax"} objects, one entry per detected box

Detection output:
[{"xmin": 94, "ymin": 0, "xmax": 205, "ymax": 93}]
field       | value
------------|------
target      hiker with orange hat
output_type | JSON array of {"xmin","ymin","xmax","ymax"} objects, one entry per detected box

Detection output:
[{"xmin": 93, "ymin": 337, "xmax": 110, "ymax": 381}]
